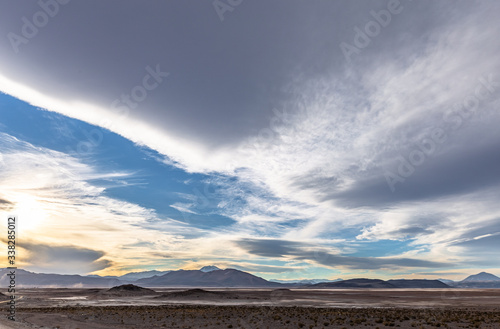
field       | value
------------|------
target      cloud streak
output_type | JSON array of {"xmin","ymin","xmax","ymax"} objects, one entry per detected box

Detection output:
[{"xmin": 236, "ymin": 238, "xmax": 448, "ymax": 270}]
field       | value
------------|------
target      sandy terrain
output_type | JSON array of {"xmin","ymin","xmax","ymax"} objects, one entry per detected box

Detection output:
[{"xmin": 1, "ymin": 288, "xmax": 499, "ymax": 328}]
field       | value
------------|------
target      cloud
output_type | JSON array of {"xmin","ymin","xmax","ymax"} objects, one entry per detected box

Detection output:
[
  {"xmin": 455, "ymin": 234, "xmax": 500, "ymax": 252},
  {"xmin": 0, "ymin": 131, "xmax": 206, "ymax": 274},
  {"xmin": 228, "ymin": 263, "xmax": 297, "ymax": 274},
  {"xmin": 417, "ymin": 272, "xmax": 467, "ymax": 277},
  {"xmin": 449, "ymin": 218, "xmax": 500, "ymax": 262},
  {"xmin": 0, "ymin": 1, "xmax": 343, "ymax": 146},
  {"xmin": 332, "ymin": 131, "xmax": 500, "ymax": 208},
  {"xmin": 0, "ymin": 198, "xmax": 13, "ymax": 210},
  {"xmin": 20, "ymin": 241, "xmax": 112, "ymax": 274},
  {"xmin": 236, "ymin": 238, "xmax": 448, "ymax": 270}
]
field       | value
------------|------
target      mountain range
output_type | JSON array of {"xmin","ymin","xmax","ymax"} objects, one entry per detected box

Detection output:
[
  {"xmin": 1, "ymin": 267, "xmax": 499, "ymax": 289},
  {"xmin": 309, "ymin": 279, "xmax": 449, "ymax": 289},
  {"xmin": 270, "ymin": 278, "xmax": 342, "ymax": 285},
  {"xmin": 0, "ymin": 268, "xmax": 121, "ymax": 288}
]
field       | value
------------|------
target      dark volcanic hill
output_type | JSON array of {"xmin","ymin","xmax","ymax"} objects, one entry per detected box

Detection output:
[
  {"xmin": 312, "ymin": 279, "xmax": 396, "ymax": 288},
  {"xmin": 387, "ymin": 279, "xmax": 450, "ymax": 288},
  {"xmin": 137, "ymin": 269, "xmax": 282, "ymax": 287},
  {"xmin": 104, "ymin": 284, "xmax": 157, "ymax": 296}
]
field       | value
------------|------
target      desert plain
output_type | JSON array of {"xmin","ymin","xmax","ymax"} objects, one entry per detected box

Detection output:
[{"xmin": 1, "ymin": 287, "xmax": 500, "ymax": 328}]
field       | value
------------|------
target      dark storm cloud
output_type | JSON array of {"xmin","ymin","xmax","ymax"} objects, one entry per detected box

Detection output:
[
  {"xmin": 0, "ymin": 0, "xmax": 463, "ymax": 147},
  {"xmin": 325, "ymin": 135, "xmax": 500, "ymax": 208},
  {"xmin": 236, "ymin": 238, "xmax": 448, "ymax": 269}
]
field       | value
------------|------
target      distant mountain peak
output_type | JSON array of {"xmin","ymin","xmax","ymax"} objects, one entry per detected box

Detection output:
[
  {"xmin": 462, "ymin": 272, "xmax": 500, "ymax": 282},
  {"xmin": 199, "ymin": 265, "xmax": 221, "ymax": 272},
  {"xmin": 478, "ymin": 271, "xmax": 493, "ymax": 275}
]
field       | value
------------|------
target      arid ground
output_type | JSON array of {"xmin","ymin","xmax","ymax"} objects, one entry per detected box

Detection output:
[{"xmin": 1, "ymin": 288, "xmax": 500, "ymax": 328}]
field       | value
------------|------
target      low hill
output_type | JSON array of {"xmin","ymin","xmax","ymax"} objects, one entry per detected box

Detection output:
[
  {"xmin": 387, "ymin": 279, "xmax": 450, "ymax": 288},
  {"xmin": 312, "ymin": 279, "xmax": 396, "ymax": 289},
  {"xmin": 103, "ymin": 284, "xmax": 157, "ymax": 296},
  {"xmin": 0, "ymin": 268, "xmax": 121, "ymax": 288}
]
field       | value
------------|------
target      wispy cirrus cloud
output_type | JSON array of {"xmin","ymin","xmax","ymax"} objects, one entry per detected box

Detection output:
[{"xmin": 0, "ymin": 132, "xmax": 205, "ymax": 274}]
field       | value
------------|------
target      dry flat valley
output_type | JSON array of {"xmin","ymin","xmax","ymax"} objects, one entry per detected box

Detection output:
[{"xmin": 1, "ymin": 287, "xmax": 500, "ymax": 328}]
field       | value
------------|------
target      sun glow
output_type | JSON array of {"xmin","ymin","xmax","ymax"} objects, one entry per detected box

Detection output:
[{"xmin": 12, "ymin": 194, "xmax": 48, "ymax": 232}]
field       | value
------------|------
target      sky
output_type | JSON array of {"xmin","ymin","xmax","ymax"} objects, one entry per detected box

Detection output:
[{"xmin": 0, "ymin": 0, "xmax": 499, "ymax": 281}]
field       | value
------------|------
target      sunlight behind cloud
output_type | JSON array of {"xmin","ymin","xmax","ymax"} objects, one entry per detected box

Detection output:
[{"xmin": 12, "ymin": 194, "xmax": 47, "ymax": 232}]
